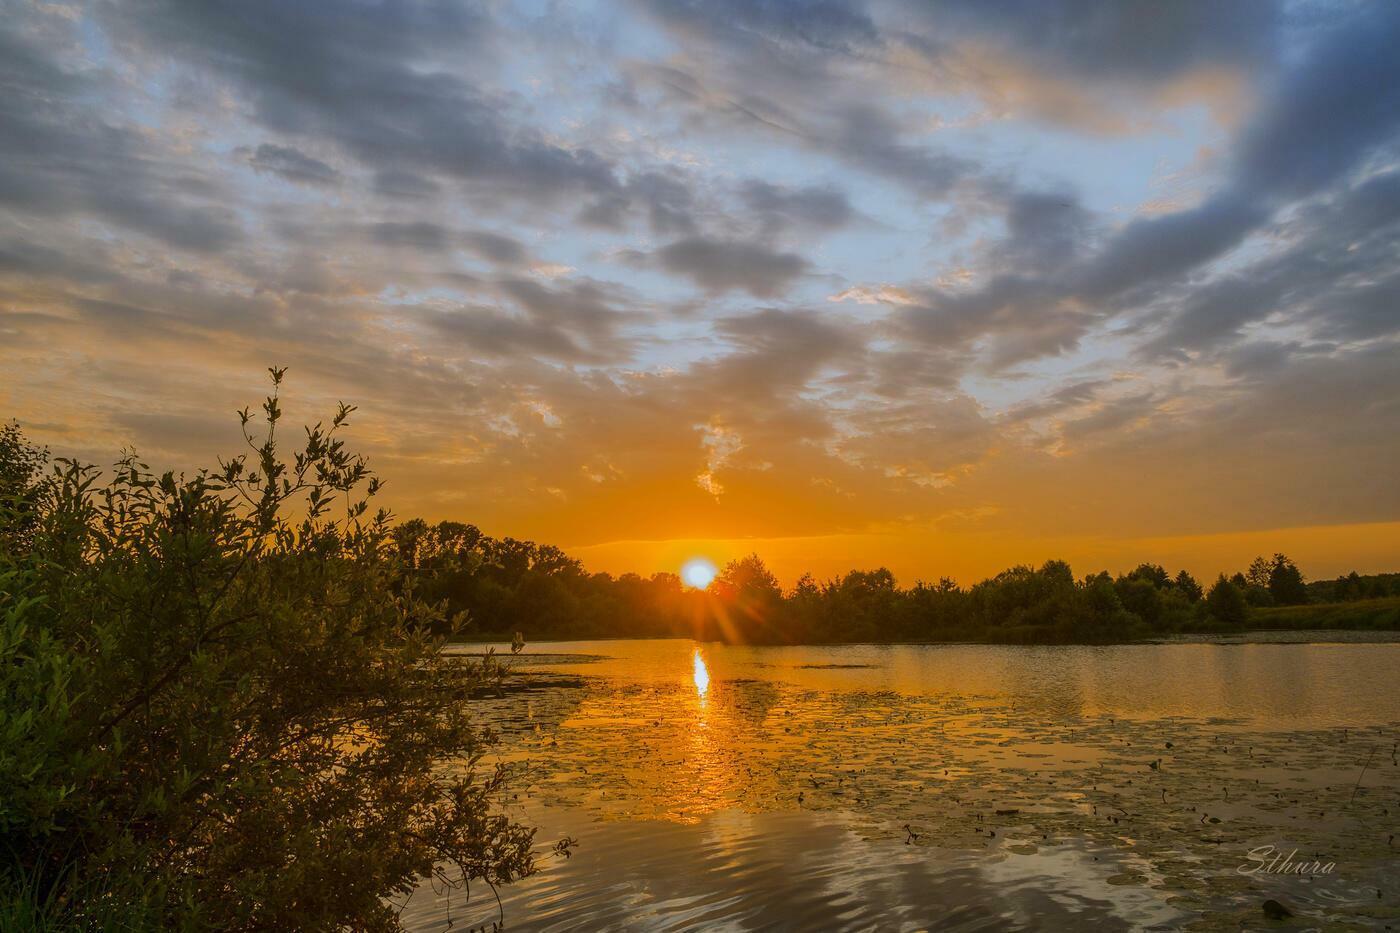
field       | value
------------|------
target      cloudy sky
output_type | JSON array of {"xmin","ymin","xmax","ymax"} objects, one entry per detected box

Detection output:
[{"xmin": 3, "ymin": 0, "xmax": 1399, "ymax": 583}]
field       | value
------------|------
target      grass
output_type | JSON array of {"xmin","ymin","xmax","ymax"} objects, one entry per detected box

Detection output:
[
  {"xmin": 1246, "ymin": 596, "xmax": 1400, "ymax": 631},
  {"xmin": 0, "ymin": 864, "xmax": 168, "ymax": 933}
]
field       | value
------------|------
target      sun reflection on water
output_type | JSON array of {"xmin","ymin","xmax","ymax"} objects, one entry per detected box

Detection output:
[{"xmin": 692, "ymin": 648, "xmax": 710, "ymax": 697}]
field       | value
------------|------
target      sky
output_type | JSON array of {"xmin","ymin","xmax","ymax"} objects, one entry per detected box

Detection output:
[{"xmin": 2, "ymin": 0, "xmax": 1399, "ymax": 586}]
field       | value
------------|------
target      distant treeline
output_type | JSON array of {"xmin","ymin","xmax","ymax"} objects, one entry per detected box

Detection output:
[
  {"xmin": 1307, "ymin": 570, "xmax": 1400, "ymax": 603},
  {"xmin": 393, "ymin": 520, "xmax": 1400, "ymax": 644}
]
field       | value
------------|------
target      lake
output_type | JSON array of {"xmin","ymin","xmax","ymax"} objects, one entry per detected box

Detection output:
[{"xmin": 401, "ymin": 636, "xmax": 1400, "ymax": 931}]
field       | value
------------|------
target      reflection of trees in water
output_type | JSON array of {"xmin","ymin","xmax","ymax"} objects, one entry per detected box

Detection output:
[{"xmin": 994, "ymin": 649, "xmax": 1091, "ymax": 718}]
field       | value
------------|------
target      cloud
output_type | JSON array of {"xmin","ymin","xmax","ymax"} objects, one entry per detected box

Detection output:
[
  {"xmin": 370, "ymin": 223, "xmax": 530, "ymax": 266},
  {"xmin": 1074, "ymin": 193, "xmax": 1264, "ymax": 301},
  {"xmin": 740, "ymin": 179, "xmax": 853, "ymax": 234},
  {"xmin": 0, "ymin": 6, "xmax": 244, "ymax": 253},
  {"xmin": 371, "ymin": 221, "xmax": 452, "ymax": 252},
  {"xmin": 1231, "ymin": 5, "xmax": 1400, "ymax": 201},
  {"xmin": 992, "ymin": 191, "xmax": 1092, "ymax": 273},
  {"xmin": 626, "ymin": 4, "xmax": 991, "ymax": 202},
  {"xmin": 372, "ymin": 170, "xmax": 441, "ymax": 200},
  {"xmin": 462, "ymin": 232, "xmax": 529, "ymax": 267},
  {"xmin": 896, "ymin": 0, "xmax": 1279, "ymax": 126},
  {"xmin": 107, "ymin": 0, "xmax": 625, "ymax": 206},
  {"xmin": 412, "ymin": 274, "xmax": 639, "ymax": 364},
  {"xmin": 652, "ymin": 237, "xmax": 810, "ymax": 297},
  {"xmin": 1141, "ymin": 169, "xmax": 1400, "ymax": 359},
  {"xmin": 857, "ymin": 6, "xmax": 1400, "ymax": 374},
  {"xmin": 242, "ymin": 143, "xmax": 341, "ymax": 187}
]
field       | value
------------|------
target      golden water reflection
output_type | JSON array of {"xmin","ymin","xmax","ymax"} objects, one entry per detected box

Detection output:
[
  {"xmin": 442, "ymin": 638, "xmax": 1400, "ymax": 930},
  {"xmin": 692, "ymin": 648, "xmax": 710, "ymax": 697},
  {"xmin": 477, "ymin": 638, "xmax": 1400, "ymax": 830}
]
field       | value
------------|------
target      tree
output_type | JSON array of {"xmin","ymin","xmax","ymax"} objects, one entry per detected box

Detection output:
[
  {"xmin": 0, "ymin": 421, "xmax": 47, "ymax": 554},
  {"xmin": 1082, "ymin": 573, "xmax": 1133, "ymax": 635},
  {"xmin": 1174, "ymin": 569, "xmax": 1203, "ymax": 602},
  {"xmin": 714, "ymin": 553, "xmax": 782, "ymax": 603},
  {"xmin": 1245, "ymin": 555, "xmax": 1273, "ymax": 589},
  {"xmin": 712, "ymin": 553, "xmax": 782, "ymax": 642},
  {"xmin": 1126, "ymin": 563, "xmax": 1171, "ymax": 588},
  {"xmin": 0, "ymin": 372, "xmax": 534, "ymax": 929},
  {"xmin": 1205, "ymin": 574, "xmax": 1248, "ymax": 626},
  {"xmin": 1116, "ymin": 576, "xmax": 1164, "ymax": 626},
  {"xmin": 1040, "ymin": 559, "xmax": 1076, "ymax": 588},
  {"xmin": 827, "ymin": 568, "xmax": 899, "ymax": 641},
  {"xmin": 1336, "ymin": 571, "xmax": 1364, "ymax": 601},
  {"xmin": 1266, "ymin": 553, "xmax": 1308, "ymax": 606},
  {"xmin": 790, "ymin": 572, "xmax": 820, "ymax": 601}
]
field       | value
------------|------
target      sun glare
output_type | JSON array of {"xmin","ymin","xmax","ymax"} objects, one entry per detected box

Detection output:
[
  {"xmin": 681, "ymin": 557, "xmax": 717, "ymax": 589},
  {"xmin": 692, "ymin": 648, "xmax": 710, "ymax": 696}
]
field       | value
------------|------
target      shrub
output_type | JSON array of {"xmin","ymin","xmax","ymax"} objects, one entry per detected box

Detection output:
[
  {"xmin": 0, "ymin": 372, "xmax": 533, "ymax": 930},
  {"xmin": 1205, "ymin": 574, "xmax": 1248, "ymax": 627}
]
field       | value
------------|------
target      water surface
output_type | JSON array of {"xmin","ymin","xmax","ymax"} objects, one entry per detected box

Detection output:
[{"xmin": 404, "ymin": 637, "xmax": 1400, "ymax": 930}]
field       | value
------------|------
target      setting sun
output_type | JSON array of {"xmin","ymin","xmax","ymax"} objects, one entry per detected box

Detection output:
[{"xmin": 681, "ymin": 557, "xmax": 717, "ymax": 589}]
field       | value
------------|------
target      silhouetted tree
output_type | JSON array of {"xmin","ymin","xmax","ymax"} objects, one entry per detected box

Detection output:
[
  {"xmin": 1336, "ymin": 571, "xmax": 1364, "ymax": 601},
  {"xmin": 1126, "ymin": 563, "xmax": 1171, "ymax": 588},
  {"xmin": 1266, "ymin": 552, "xmax": 1308, "ymax": 605},
  {"xmin": 1245, "ymin": 555, "xmax": 1273, "ymax": 589},
  {"xmin": 1206, "ymin": 574, "xmax": 1248, "ymax": 626},
  {"xmin": 1174, "ymin": 569, "xmax": 1203, "ymax": 602},
  {"xmin": 712, "ymin": 553, "xmax": 783, "ymax": 642},
  {"xmin": 1116, "ymin": 576, "xmax": 1164, "ymax": 626}
]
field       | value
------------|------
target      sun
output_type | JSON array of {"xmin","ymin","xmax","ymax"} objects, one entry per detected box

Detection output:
[{"xmin": 681, "ymin": 557, "xmax": 717, "ymax": 589}]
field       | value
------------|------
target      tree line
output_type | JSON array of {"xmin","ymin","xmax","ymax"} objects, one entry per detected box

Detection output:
[{"xmin": 392, "ymin": 520, "xmax": 1396, "ymax": 645}]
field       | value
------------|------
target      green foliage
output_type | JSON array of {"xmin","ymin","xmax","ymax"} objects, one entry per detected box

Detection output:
[
  {"xmin": 713, "ymin": 553, "xmax": 782, "ymax": 604},
  {"xmin": 1115, "ymin": 577, "xmax": 1164, "ymax": 626},
  {"xmin": 1310, "ymin": 571, "xmax": 1400, "ymax": 603},
  {"xmin": 708, "ymin": 554, "xmax": 783, "ymax": 642},
  {"xmin": 0, "ymin": 421, "xmax": 47, "ymax": 556},
  {"xmin": 1265, "ymin": 553, "xmax": 1308, "ymax": 605},
  {"xmin": 408, "ymin": 529, "xmax": 1391, "ymax": 645},
  {"xmin": 1125, "ymin": 563, "xmax": 1171, "ymax": 588},
  {"xmin": 0, "ymin": 373, "xmax": 533, "ymax": 930},
  {"xmin": 1174, "ymin": 570, "xmax": 1203, "ymax": 602},
  {"xmin": 1247, "ymin": 596, "xmax": 1400, "ymax": 630},
  {"xmin": 390, "ymin": 519, "xmax": 696, "ymax": 640},
  {"xmin": 1205, "ymin": 574, "xmax": 1249, "ymax": 627},
  {"xmin": 1232, "ymin": 553, "xmax": 1309, "ymax": 607}
]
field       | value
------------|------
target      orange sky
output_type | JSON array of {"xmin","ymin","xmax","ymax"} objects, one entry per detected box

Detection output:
[
  {"xmin": 3, "ymin": 2, "xmax": 1399, "ymax": 591},
  {"xmin": 567, "ymin": 522, "xmax": 1400, "ymax": 589}
]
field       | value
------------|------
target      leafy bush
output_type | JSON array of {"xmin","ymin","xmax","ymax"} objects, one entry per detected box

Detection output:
[
  {"xmin": 1205, "ymin": 574, "xmax": 1248, "ymax": 627},
  {"xmin": 0, "ymin": 372, "xmax": 533, "ymax": 930}
]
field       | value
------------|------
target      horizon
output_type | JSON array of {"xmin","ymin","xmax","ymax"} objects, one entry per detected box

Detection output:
[
  {"xmin": 4, "ymin": 1, "xmax": 1400, "ymax": 595},
  {"xmin": 566, "ymin": 522, "xmax": 1400, "ymax": 591},
  {"xmin": 13, "ymin": 417, "xmax": 1400, "ymax": 587}
]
